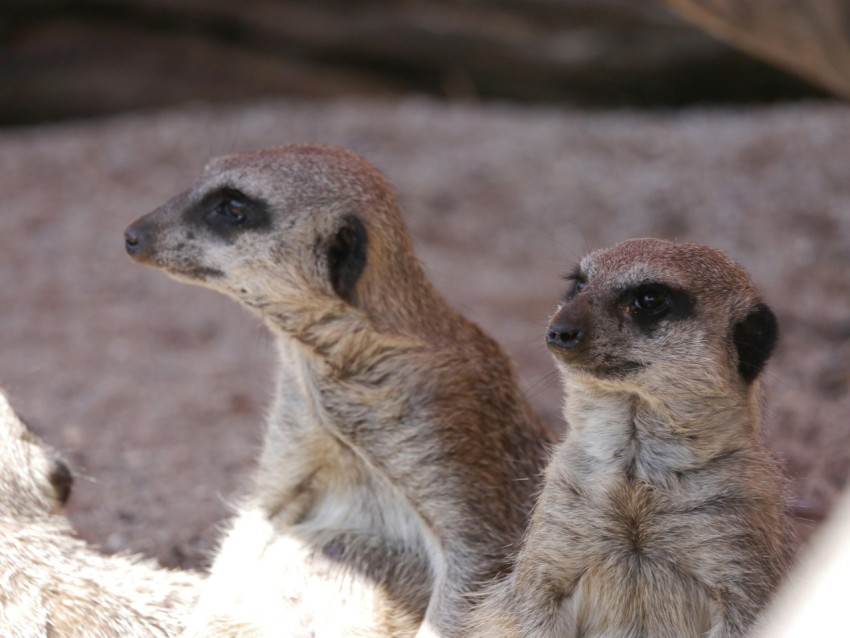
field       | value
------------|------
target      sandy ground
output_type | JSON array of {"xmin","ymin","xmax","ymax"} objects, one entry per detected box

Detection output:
[{"xmin": 0, "ymin": 97, "xmax": 848, "ymax": 569}]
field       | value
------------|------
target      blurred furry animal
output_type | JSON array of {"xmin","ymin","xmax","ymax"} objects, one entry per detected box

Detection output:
[
  {"xmin": 124, "ymin": 144, "xmax": 552, "ymax": 637},
  {"xmin": 754, "ymin": 484, "xmax": 850, "ymax": 638},
  {"xmin": 0, "ymin": 389, "xmax": 202, "ymax": 638},
  {"xmin": 468, "ymin": 238, "xmax": 793, "ymax": 638}
]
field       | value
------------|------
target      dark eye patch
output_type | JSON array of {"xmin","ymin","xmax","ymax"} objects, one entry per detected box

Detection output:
[
  {"xmin": 563, "ymin": 267, "xmax": 587, "ymax": 300},
  {"xmin": 190, "ymin": 187, "xmax": 272, "ymax": 239},
  {"xmin": 621, "ymin": 282, "xmax": 693, "ymax": 331},
  {"xmin": 632, "ymin": 284, "xmax": 671, "ymax": 315}
]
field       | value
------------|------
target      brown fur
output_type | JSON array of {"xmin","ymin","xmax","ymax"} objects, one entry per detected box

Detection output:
[
  {"xmin": 124, "ymin": 144, "xmax": 552, "ymax": 637},
  {"xmin": 0, "ymin": 389, "xmax": 202, "ymax": 638},
  {"xmin": 468, "ymin": 239, "xmax": 793, "ymax": 638}
]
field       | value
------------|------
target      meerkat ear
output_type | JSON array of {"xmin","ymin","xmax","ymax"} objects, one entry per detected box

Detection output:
[
  {"xmin": 327, "ymin": 214, "xmax": 368, "ymax": 301},
  {"xmin": 733, "ymin": 303, "xmax": 778, "ymax": 384}
]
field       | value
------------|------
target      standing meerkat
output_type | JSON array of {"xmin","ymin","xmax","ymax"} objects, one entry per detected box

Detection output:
[
  {"xmin": 0, "ymin": 389, "xmax": 203, "ymax": 638},
  {"xmin": 124, "ymin": 144, "xmax": 553, "ymax": 637},
  {"xmin": 468, "ymin": 238, "xmax": 793, "ymax": 638}
]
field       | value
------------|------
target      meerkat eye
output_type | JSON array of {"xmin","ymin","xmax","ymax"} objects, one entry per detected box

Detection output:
[
  {"xmin": 570, "ymin": 281, "xmax": 586, "ymax": 298},
  {"xmin": 216, "ymin": 192, "xmax": 247, "ymax": 224},
  {"xmin": 564, "ymin": 268, "xmax": 587, "ymax": 300},
  {"xmin": 204, "ymin": 188, "xmax": 250, "ymax": 226},
  {"xmin": 631, "ymin": 284, "xmax": 671, "ymax": 316},
  {"xmin": 198, "ymin": 188, "xmax": 271, "ymax": 236}
]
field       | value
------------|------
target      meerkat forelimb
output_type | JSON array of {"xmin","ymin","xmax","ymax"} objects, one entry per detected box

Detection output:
[
  {"xmin": 467, "ymin": 238, "xmax": 793, "ymax": 638},
  {"xmin": 0, "ymin": 389, "xmax": 203, "ymax": 638},
  {"xmin": 124, "ymin": 144, "xmax": 553, "ymax": 637}
]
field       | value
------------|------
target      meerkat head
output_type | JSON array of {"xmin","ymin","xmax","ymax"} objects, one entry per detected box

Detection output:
[
  {"xmin": 0, "ymin": 392, "xmax": 73, "ymax": 519},
  {"xmin": 546, "ymin": 238, "xmax": 778, "ymax": 400},
  {"xmin": 124, "ymin": 145, "xmax": 420, "ymax": 320}
]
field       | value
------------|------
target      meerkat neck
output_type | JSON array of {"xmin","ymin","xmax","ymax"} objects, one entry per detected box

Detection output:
[
  {"xmin": 255, "ymin": 266, "xmax": 463, "ymax": 366},
  {"xmin": 358, "ymin": 255, "xmax": 462, "ymax": 341},
  {"xmin": 563, "ymin": 377, "xmax": 759, "ymax": 474}
]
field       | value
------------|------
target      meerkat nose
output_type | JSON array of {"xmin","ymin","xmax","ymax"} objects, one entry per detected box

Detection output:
[
  {"xmin": 547, "ymin": 321, "xmax": 584, "ymax": 350},
  {"xmin": 124, "ymin": 222, "xmax": 154, "ymax": 261},
  {"xmin": 124, "ymin": 227, "xmax": 141, "ymax": 252}
]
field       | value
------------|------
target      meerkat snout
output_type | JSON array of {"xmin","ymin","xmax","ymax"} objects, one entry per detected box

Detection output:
[
  {"xmin": 546, "ymin": 307, "xmax": 586, "ymax": 351},
  {"xmin": 124, "ymin": 225, "xmax": 141, "ymax": 252},
  {"xmin": 124, "ymin": 223, "xmax": 149, "ymax": 260}
]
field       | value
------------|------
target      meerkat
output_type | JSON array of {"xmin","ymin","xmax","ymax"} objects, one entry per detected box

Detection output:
[
  {"xmin": 467, "ymin": 238, "xmax": 793, "ymax": 638},
  {"xmin": 0, "ymin": 389, "xmax": 203, "ymax": 638},
  {"xmin": 123, "ymin": 144, "xmax": 553, "ymax": 637}
]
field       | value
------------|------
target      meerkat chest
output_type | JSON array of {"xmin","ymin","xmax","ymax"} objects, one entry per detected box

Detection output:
[
  {"xmin": 564, "ymin": 447, "xmax": 713, "ymax": 564},
  {"xmin": 571, "ymin": 553, "xmax": 715, "ymax": 638},
  {"xmin": 263, "ymin": 349, "xmax": 427, "ymax": 544},
  {"xmin": 557, "ymin": 458, "xmax": 720, "ymax": 636}
]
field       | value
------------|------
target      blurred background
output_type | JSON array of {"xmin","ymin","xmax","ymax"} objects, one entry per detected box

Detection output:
[
  {"xmin": 0, "ymin": 0, "xmax": 838, "ymax": 126},
  {"xmin": 0, "ymin": 0, "xmax": 848, "ymax": 572}
]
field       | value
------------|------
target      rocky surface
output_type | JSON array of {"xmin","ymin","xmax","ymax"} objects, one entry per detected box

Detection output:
[{"xmin": 1, "ymin": 97, "xmax": 848, "ymax": 568}]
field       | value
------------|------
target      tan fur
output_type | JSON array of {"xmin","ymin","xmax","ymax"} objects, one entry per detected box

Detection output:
[
  {"xmin": 0, "ymin": 390, "xmax": 202, "ymax": 638},
  {"xmin": 124, "ymin": 144, "xmax": 553, "ymax": 637},
  {"xmin": 468, "ymin": 239, "xmax": 793, "ymax": 638}
]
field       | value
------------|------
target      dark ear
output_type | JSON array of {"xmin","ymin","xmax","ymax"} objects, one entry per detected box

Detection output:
[
  {"xmin": 327, "ymin": 214, "xmax": 367, "ymax": 302},
  {"xmin": 49, "ymin": 458, "xmax": 74, "ymax": 506},
  {"xmin": 733, "ymin": 303, "xmax": 778, "ymax": 384}
]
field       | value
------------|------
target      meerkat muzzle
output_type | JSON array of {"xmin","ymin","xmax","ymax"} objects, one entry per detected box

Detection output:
[
  {"xmin": 547, "ymin": 303, "xmax": 588, "ymax": 352},
  {"xmin": 124, "ymin": 227, "xmax": 140, "ymax": 252},
  {"xmin": 124, "ymin": 220, "xmax": 155, "ymax": 263},
  {"xmin": 546, "ymin": 321, "xmax": 583, "ymax": 351}
]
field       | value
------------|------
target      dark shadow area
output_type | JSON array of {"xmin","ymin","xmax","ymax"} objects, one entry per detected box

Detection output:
[{"xmin": 0, "ymin": 0, "xmax": 829, "ymax": 127}]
